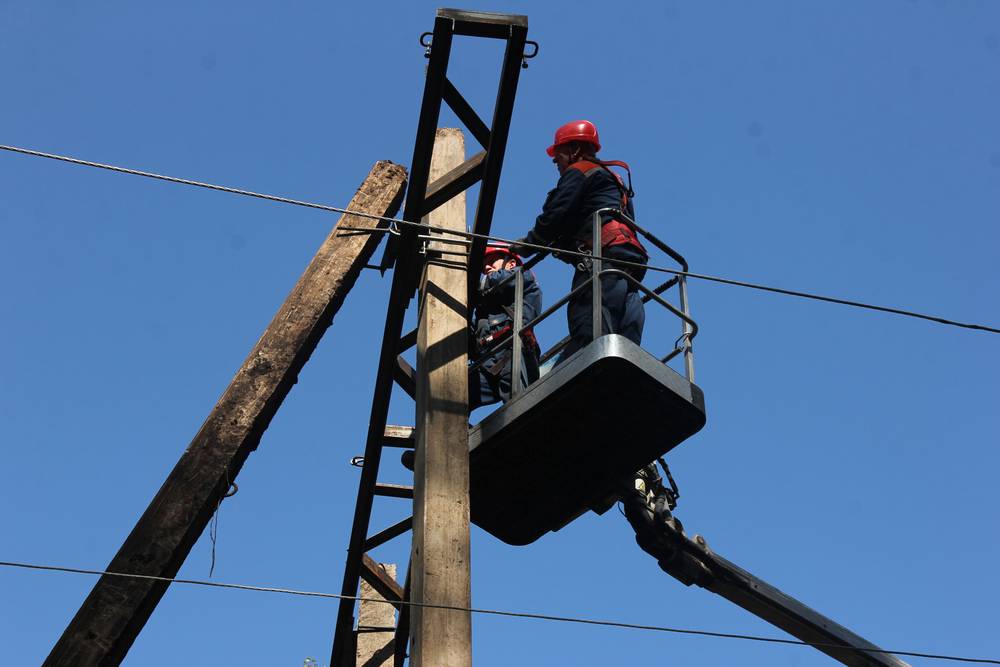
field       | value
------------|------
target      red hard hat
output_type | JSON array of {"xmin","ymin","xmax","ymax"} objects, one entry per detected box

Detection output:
[
  {"xmin": 483, "ymin": 242, "xmax": 523, "ymax": 272},
  {"xmin": 546, "ymin": 120, "xmax": 601, "ymax": 157}
]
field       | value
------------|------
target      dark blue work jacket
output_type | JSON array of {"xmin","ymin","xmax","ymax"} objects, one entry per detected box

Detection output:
[
  {"xmin": 474, "ymin": 267, "xmax": 542, "ymax": 356},
  {"xmin": 524, "ymin": 160, "xmax": 639, "ymax": 256}
]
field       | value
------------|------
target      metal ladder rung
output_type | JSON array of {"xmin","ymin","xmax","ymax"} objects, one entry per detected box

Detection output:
[
  {"xmin": 384, "ymin": 425, "xmax": 415, "ymax": 448},
  {"xmin": 374, "ymin": 483, "xmax": 414, "ymax": 499}
]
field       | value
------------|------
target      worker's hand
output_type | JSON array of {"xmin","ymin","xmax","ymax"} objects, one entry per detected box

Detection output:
[
  {"xmin": 474, "ymin": 318, "xmax": 491, "ymax": 340},
  {"xmin": 509, "ymin": 236, "xmax": 538, "ymax": 257}
]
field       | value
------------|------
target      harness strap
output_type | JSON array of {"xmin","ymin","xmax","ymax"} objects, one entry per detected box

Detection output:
[
  {"xmin": 478, "ymin": 323, "xmax": 540, "ymax": 355},
  {"xmin": 567, "ymin": 160, "xmax": 647, "ymax": 256},
  {"xmin": 569, "ymin": 159, "xmax": 635, "ymax": 202}
]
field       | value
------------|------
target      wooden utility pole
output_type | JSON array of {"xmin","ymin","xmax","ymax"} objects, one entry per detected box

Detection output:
[
  {"xmin": 410, "ymin": 128, "xmax": 471, "ymax": 667},
  {"xmin": 45, "ymin": 161, "xmax": 407, "ymax": 667}
]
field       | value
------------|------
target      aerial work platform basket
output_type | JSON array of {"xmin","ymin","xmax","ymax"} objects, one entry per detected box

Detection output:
[
  {"xmin": 469, "ymin": 334, "xmax": 706, "ymax": 545},
  {"xmin": 467, "ymin": 208, "xmax": 706, "ymax": 545}
]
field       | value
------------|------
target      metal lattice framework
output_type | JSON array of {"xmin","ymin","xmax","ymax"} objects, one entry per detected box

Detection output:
[{"xmin": 329, "ymin": 10, "xmax": 532, "ymax": 666}]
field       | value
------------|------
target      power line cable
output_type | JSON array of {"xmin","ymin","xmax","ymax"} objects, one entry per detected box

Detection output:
[
  {"xmin": 5, "ymin": 145, "xmax": 997, "ymax": 662},
  {"xmin": 375, "ymin": 216, "xmax": 1000, "ymax": 335},
  {"xmin": 1, "ymin": 560, "xmax": 997, "ymax": 665},
  {"xmin": 0, "ymin": 144, "xmax": 371, "ymax": 217},
  {"xmin": 3, "ymin": 143, "xmax": 998, "ymax": 335}
]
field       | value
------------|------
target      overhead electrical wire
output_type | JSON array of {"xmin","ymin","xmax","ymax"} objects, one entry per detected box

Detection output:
[
  {"xmin": 2, "ymin": 560, "xmax": 998, "ymax": 665},
  {"xmin": 3, "ymin": 145, "xmax": 998, "ymax": 663},
  {"xmin": 2, "ymin": 142, "xmax": 998, "ymax": 336}
]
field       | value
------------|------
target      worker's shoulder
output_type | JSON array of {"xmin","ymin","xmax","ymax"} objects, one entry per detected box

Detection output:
[
  {"xmin": 553, "ymin": 161, "xmax": 609, "ymax": 189},
  {"xmin": 567, "ymin": 159, "xmax": 603, "ymax": 175}
]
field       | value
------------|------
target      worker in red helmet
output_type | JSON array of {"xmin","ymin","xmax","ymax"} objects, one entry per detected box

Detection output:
[
  {"xmin": 469, "ymin": 242, "xmax": 543, "ymax": 408},
  {"xmin": 510, "ymin": 122, "xmax": 675, "ymax": 551},
  {"xmin": 512, "ymin": 119, "xmax": 648, "ymax": 365}
]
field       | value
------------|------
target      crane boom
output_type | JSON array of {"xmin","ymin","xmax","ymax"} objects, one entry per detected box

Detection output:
[{"xmin": 649, "ymin": 516, "xmax": 910, "ymax": 667}]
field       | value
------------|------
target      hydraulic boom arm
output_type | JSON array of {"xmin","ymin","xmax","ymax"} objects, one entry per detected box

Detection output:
[
  {"xmin": 620, "ymin": 466, "xmax": 909, "ymax": 667},
  {"xmin": 666, "ymin": 535, "xmax": 908, "ymax": 667}
]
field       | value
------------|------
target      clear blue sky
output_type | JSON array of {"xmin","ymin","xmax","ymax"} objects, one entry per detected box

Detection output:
[{"xmin": 2, "ymin": 2, "xmax": 998, "ymax": 665}]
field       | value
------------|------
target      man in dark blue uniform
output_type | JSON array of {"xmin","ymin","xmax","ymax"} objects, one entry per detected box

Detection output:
[
  {"xmin": 511, "ymin": 120, "xmax": 648, "ymax": 363},
  {"xmin": 469, "ymin": 242, "xmax": 543, "ymax": 408},
  {"xmin": 512, "ymin": 120, "xmax": 674, "ymax": 554},
  {"xmin": 404, "ymin": 242, "xmax": 542, "ymax": 470}
]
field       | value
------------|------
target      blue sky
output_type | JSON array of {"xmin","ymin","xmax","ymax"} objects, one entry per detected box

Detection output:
[{"xmin": 1, "ymin": 1, "xmax": 998, "ymax": 665}]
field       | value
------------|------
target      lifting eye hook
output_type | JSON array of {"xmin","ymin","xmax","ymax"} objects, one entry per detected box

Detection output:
[
  {"xmin": 422, "ymin": 33, "xmax": 537, "ymax": 68},
  {"xmin": 521, "ymin": 40, "xmax": 539, "ymax": 69}
]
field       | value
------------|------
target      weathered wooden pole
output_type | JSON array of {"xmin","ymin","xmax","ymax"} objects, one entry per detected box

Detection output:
[
  {"xmin": 409, "ymin": 128, "xmax": 472, "ymax": 667},
  {"xmin": 45, "ymin": 161, "xmax": 408, "ymax": 667}
]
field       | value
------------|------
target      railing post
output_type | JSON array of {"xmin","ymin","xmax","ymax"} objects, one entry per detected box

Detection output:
[
  {"xmin": 511, "ymin": 268, "xmax": 524, "ymax": 397},
  {"xmin": 678, "ymin": 276, "xmax": 695, "ymax": 383},
  {"xmin": 591, "ymin": 210, "xmax": 604, "ymax": 343}
]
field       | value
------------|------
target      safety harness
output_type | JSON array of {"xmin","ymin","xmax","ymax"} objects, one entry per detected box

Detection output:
[
  {"xmin": 477, "ymin": 309, "xmax": 540, "ymax": 361},
  {"xmin": 567, "ymin": 159, "xmax": 648, "ymax": 257}
]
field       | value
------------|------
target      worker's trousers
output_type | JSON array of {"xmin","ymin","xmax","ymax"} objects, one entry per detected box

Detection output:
[
  {"xmin": 556, "ymin": 244, "xmax": 647, "ymax": 365},
  {"xmin": 469, "ymin": 349, "xmax": 540, "ymax": 409}
]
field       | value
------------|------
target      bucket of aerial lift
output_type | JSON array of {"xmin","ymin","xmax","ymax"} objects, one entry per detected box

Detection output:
[{"xmin": 468, "ymin": 333, "xmax": 706, "ymax": 545}]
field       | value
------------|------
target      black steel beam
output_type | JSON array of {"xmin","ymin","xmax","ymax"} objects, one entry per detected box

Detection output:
[
  {"xmin": 329, "ymin": 234, "xmax": 421, "ymax": 667},
  {"xmin": 438, "ymin": 8, "xmax": 528, "ymax": 39},
  {"xmin": 466, "ymin": 22, "xmax": 528, "ymax": 305},
  {"xmin": 332, "ymin": 10, "xmax": 529, "ymax": 666},
  {"xmin": 363, "ymin": 517, "xmax": 413, "ymax": 552},
  {"xmin": 374, "ymin": 484, "xmax": 414, "ymax": 499},
  {"xmin": 398, "ymin": 328, "xmax": 418, "ymax": 352},
  {"xmin": 420, "ymin": 151, "xmax": 486, "ymax": 218},
  {"xmin": 375, "ymin": 13, "xmax": 457, "ymax": 275},
  {"xmin": 393, "ymin": 354, "xmax": 416, "ymax": 400},
  {"xmin": 328, "ymin": 16, "xmax": 455, "ymax": 666},
  {"xmin": 360, "ymin": 555, "xmax": 405, "ymax": 608},
  {"xmin": 442, "ymin": 79, "xmax": 491, "ymax": 148}
]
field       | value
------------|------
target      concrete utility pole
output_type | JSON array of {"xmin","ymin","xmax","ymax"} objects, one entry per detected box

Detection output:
[
  {"xmin": 45, "ymin": 161, "xmax": 407, "ymax": 667},
  {"xmin": 356, "ymin": 562, "xmax": 398, "ymax": 666},
  {"xmin": 409, "ymin": 128, "xmax": 472, "ymax": 667}
]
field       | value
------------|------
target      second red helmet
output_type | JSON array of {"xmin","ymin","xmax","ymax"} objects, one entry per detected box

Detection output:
[
  {"xmin": 483, "ymin": 242, "xmax": 523, "ymax": 272},
  {"xmin": 546, "ymin": 120, "xmax": 601, "ymax": 157}
]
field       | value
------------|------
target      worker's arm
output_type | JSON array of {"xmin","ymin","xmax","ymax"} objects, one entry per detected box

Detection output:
[
  {"xmin": 515, "ymin": 169, "xmax": 588, "ymax": 252},
  {"xmin": 479, "ymin": 266, "xmax": 516, "ymax": 293},
  {"xmin": 478, "ymin": 268, "xmax": 542, "ymax": 324}
]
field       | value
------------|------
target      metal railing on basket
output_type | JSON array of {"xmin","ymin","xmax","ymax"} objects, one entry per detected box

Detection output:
[{"xmin": 469, "ymin": 207, "xmax": 698, "ymax": 399}]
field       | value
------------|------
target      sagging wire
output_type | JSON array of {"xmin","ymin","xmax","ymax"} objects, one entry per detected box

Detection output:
[
  {"xmin": 208, "ymin": 474, "xmax": 237, "ymax": 578},
  {"xmin": 0, "ymin": 560, "xmax": 997, "ymax": 665},
  {"xmin": 3, "ymin": 143, "xmax": 998, "ymax": 336}
]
